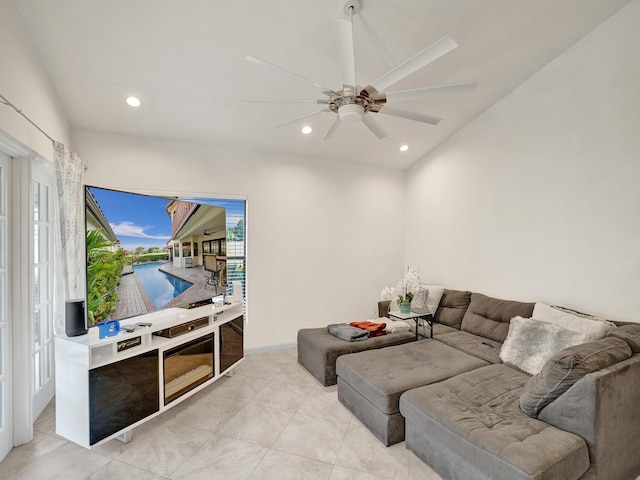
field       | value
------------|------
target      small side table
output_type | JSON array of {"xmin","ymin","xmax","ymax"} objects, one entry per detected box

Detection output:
[{"xmin": 388, "ymin": 311, "xmax": 434, "ymax": 341}]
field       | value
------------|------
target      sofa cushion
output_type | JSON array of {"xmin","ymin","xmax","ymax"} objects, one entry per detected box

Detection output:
[
  {"xmin": 431, "ymin": 322, "xmax": 458, "ymax": 337},
  {"xmin": 607, "ymin": 323, "xmax": 640, "ymax": 353},
  {"xmin": 460, "ymin": 293, "xmax": 534, "ymax": 343},
  {"xmin": 400, "ymin": 364, "xmax": 589, "ymax": 480},
  {"xmin": 532, "ymin": 303, "xmax": 615, "ymax": 337},
  {"xmin": 336, "ymin": 340, "xmax": 488, "ymax": 415},
  {"xmin": 435, "ymin": 330, "xmax": 503, "ymax": 364},
  {"xmin": 433, "ymin": 289, "xmax": 471, "ymax": 329},
  {"xmin": 520, "ymin": 337, "xmax": 632, "ymax": 418},
  {"xmin": 500, "ymin": 316, "xmax": 606, "ymax": 375},
  {"xmin": 377, "ymin": 300, "xmax": 391, "ymax": 318}
]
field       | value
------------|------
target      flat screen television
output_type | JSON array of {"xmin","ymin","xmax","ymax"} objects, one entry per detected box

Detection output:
[{"xmin": 84, "ymin": 186, "xmax": 246, "ymax": 327}]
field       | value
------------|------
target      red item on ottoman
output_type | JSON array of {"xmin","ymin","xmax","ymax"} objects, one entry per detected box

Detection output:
[{"xmin": 349, "ymin": 321, "xmax": 387, "ymax": 337}]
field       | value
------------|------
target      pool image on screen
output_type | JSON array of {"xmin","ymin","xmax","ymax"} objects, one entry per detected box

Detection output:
[
  {"xmin": 132, "ymin": 262, "xmax": 193, "ymax": 309},
  {"xmin": 85, "ymin": 186, "xmax": 246, "ymax": 326}
]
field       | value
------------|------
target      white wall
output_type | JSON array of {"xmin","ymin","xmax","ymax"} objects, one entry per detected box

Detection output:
[
  {"xmin": 0, "ymin": 0, "xmax": 70, "ymax": 158},
  {"xmin": 0, "ymin": 0, "xmax": 71, "ymax": 447},
  {"xmin": 73, "ymin": 129, "xmax": 405, "ymax": 350},
  {"xmin": 405, "ymin": 0, "xmax": 640, "ymax": 322}
]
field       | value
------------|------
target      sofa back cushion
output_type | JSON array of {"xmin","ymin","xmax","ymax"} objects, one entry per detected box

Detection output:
[
  {"xmin": 607, "ymin": 323, "xmax": 640, "ymax": 354},
  {"xmin": 378, "ymin": 300, "xmax": 391, "ymax": 318},
  {"xmin": 433, "ymin": 289, "xmax": 471, "ymax": 329},
  {"xmin": 520, "ymin": 337, "xmax": 632, "ymax": 417},
  {"xmin": 460, "ymin": 293, "xmax": 535, "ymax": 343}
]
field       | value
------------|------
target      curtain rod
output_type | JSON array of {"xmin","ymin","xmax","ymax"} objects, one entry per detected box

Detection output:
[{"xmin": 0, "ymin": 93, "xmax": 56, "ymax": 144}]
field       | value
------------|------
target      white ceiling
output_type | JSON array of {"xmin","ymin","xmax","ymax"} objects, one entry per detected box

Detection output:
[{"xmin": 12, "ymin": 0, "xmax": 632, "ymax": 169}]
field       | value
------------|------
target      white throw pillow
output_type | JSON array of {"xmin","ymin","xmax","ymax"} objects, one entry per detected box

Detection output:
[
  {"xmin": 532, "ymin": 303, "xmax": 614, "ymax": 337},
  {"xmin": 422, "ymin": 284, "xmax": 445, "ymax": 315},
  {"xmin": 411, "ymin": 288, "xmax": 429, "ymax": 309},
  {"xmin": 500, "ymin": 316, "xmax": 602, "ymax": 375},
  {"xmin": 388, "ymin": 299, "xmax": 399, "ymax": 313}
]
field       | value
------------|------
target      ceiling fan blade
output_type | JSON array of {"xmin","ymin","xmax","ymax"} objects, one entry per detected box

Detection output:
[
  {"xmin": 333, "ymin": 19, "xmax": 356, "ymax": 90},
  {"xmin": 378, "ymin": 106, "xmax": 442, "ymax": 125},
  {"xmin": 365, "ymin": 35, "xmax": 458, "ymax": 95},
  {"xmin": 356, "ymin": 13, "xmax": 397, "ymax": 72},
  {"xmin": 361, "ymin": 114, "xmax": 388, "ymax": 139},
  {"xmin": 240, "ymin": 99, "xmax": 321, "ymax": 104},
  {"xmin": 323, "ymin": 117, "xmax": 341, "ymax": 140},
  {"xmin": 275, "ymin": 109, "xmax": 329, "ymax": 129},
  {"xmin": 246, "ymin": 55, "xmax": 338, "ymax": 96},
  {"xmin": 383, "ymin": 83, "xmax": 477, "ymax": 103}
]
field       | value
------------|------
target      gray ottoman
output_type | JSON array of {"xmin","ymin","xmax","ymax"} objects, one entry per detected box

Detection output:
[
  {"xmin": 336, "ymin": 340, "xmax": 489, "ymax": 445},
  {"xmin": 297, "ymin": 327, "xmax": 414, "ymax": 386}
]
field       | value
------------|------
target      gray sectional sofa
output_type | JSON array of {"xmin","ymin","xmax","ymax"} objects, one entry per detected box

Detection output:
[{"xmin": 297, "ymin": 289, "xmax": 640, "ymax": 480}]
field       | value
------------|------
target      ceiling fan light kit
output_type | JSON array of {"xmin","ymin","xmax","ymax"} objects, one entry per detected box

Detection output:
[
  {"xmin": 338, "ymin": 103, "xmax": 364, "ymax": 123},
  {"xmin": 246, "ymin": 0, "xmax": 476, "ymax": 141}
]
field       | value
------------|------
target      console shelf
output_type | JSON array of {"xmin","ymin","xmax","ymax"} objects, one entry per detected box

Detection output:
[{"xmin": 55, "ymin": 302, "xmax": 244, "ymax": 448}]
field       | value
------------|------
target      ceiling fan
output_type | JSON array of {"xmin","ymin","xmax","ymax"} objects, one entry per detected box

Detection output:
[{"xmin": 245, "ymin": 0, "xmax": 476, "ymax": 140}]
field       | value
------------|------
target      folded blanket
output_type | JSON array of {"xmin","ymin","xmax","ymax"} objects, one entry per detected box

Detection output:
[
  {"xmin": 350, "ymin": 321, "xmax": 387, "ymax": 337},
  {"xmin": 328, "ymin": 323, "xmax": 369, "ymax": 342},
  {"xmin": 384, "ymin": 319, "xmax": 412, "ymax": 334}
]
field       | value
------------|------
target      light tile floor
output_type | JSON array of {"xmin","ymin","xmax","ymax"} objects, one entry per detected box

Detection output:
[{"xmin": 0, "ymin": 348, "xmax": 442, "ymax": 480}]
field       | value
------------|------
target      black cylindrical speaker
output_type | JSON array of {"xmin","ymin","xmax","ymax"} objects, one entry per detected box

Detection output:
[{"xmin": 65, "ymin": 299, "xmax": 87, "ymax": 337}]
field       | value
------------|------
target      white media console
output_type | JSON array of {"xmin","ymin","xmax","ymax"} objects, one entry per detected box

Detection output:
[{"xmin": 54, "ymin": 301, "xmax": 244, "ymax": 448}]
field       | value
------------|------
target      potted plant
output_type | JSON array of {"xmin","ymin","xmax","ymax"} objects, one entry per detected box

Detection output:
[
  {"xmin": 398, "ymin": 291, "xmax": 414, "ymax": 314},
  {"xmin": 381, "ymin": 267, "xmax": 422, "ymax": 314}
]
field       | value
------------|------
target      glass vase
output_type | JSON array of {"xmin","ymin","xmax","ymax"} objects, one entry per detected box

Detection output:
[{"xmin": 399, "ymin": 302, "xmax": 411, "ymax": 314}]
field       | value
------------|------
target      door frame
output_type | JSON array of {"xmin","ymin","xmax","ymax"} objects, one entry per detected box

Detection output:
[
  {"xmin": 0, "ymin": 150, "xmax": 13, "ymax": 459},
  {"xmin": 0, "ymin": 132, "xmax": 40, "ymax": 450}
]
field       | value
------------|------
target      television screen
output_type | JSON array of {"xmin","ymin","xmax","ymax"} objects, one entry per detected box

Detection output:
[{"xmin": 85, "ymin": 186, "xmax": 246, "ymax": 327}]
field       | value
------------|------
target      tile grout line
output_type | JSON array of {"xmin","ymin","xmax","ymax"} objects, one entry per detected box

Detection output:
[{"xmin": 163, "ymin": 428, "xmax": 216, "ymax": 479}]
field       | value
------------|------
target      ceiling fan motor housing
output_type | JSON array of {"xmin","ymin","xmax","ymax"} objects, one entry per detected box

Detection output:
[{"xmin": 343, "ymin": 0, "xmax": 361, "ymax": 16}]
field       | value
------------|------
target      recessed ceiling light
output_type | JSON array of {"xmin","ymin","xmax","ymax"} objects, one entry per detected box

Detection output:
[
  {"xmin": 400, "ymin": 145, "xmax": 409, "ymax": 152},
  {"xmin": 126, "ymin": 96, "xmax": 142, "ymax": 107},
  {"xmin": 301, "ymin": 126, "xmax": 312, "ymax": 135}
]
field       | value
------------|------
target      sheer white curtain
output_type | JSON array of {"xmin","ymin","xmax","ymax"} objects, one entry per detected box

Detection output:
[{"xmin": 53, "ymin": 142, "xmax": 86, "ymax": 336}]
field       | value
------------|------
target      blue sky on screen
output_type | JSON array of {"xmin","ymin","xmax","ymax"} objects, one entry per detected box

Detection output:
[
  {"xmin": 88, "ymin": 187, "xmax": 246, "ymax": 251},
  {"xmin": 89, "ymin": 187, "xmax": 173, "ymax": 251}
]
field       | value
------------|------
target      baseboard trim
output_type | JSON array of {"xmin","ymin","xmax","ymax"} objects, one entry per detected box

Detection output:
[{"xmin": 245, "ymin": 342, "xmax": 297, "ymax": 356}]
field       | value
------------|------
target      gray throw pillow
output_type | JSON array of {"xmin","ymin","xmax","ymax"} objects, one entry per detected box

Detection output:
[
  {"xmin": 608, "ymin": 323, "xmax": 640, "ymax": 354},
  {"xmin": 520, "ymin": 337, "xmax": 632, "ymax": 418}
]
